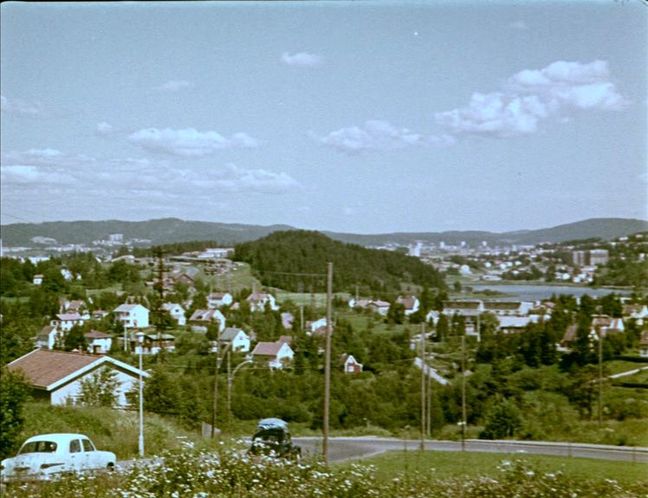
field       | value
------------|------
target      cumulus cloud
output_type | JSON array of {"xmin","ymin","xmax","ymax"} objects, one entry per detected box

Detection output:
[
  {"xmin": 1, "ymin": 95, "xmax": 43, "ymax": 116},
  {"xmin": 436, "ymin": 60, "xmax": 628, "ymax": 138},
  {"xmin": 316, "ymin": 120, "xmax": 455, "ymax": 154},
  {"xmin": 189, "ymin": 164, "xmax": 300, "ymax": 194},
  {"xmin": 96, "ymin": 121, "xmax": 115, "ymax": 136},
  {"xmin": 127, "ymin": 127, "xmax": 261, "ymax": 157},
  {"xmin": 281, "ymin": 52, "xmax": 323, "ymax": 67},
  {"xmin": 154, "ymin": 80, "xmax": 194, "ymax": 92}
]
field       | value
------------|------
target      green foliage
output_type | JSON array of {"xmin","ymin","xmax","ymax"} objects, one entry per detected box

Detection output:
[
  {"xmin": 64, "ymin": 324, "xmax": 88, "ymax": 351},
  {"xmin": 479, "ymin": 397, "xmax": 524, "ymax": 439},
  {"xmin": 233, "ymin": 230, "xmax": 445, "ymax": 293},
  {"xmin": 78, "ymin": 368, "xmax": 119, "ymax": 408},
  {"xmin": 0, "ymin": 368, "xmax": 30, "ymax": 458}
]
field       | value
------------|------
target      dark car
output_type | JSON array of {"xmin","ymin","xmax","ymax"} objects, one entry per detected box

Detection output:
[{"xmin": 248, "ymin": 418, "xmax": 301, "ymax": 460}]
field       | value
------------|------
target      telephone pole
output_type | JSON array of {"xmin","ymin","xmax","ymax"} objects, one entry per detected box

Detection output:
[
  {"xmin": 323, "ymin": 262, "xmax": 333, "ymax": 464},
  {"xmin": 461, "ymin": 334, "xmax": 467, "ymax": 452},
  {"xmin": 420, "ymin": 323, "xmax": 426, "ymax": 451}
]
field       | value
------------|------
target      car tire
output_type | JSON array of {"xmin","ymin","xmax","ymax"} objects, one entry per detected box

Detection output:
[{"xmin": 106, "ymin": 463, "xmax": 115, "ymax": 471}]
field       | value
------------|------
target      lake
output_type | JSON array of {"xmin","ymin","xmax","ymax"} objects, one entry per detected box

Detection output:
[{"xmin": 470, "ymin": 284, "xmax": 630, "ymax": 302}]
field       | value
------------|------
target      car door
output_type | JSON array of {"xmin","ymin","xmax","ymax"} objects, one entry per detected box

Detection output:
[
  {"xmin": 68, "ymin": 438, "xmax": 86, "ymax": 471},
  {"xmin": 81, "ymin": 438, "xmax": 98, "ymax": 470}
]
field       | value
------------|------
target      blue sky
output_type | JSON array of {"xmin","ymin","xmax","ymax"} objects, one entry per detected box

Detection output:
[{"xmin": 1, "ymin": 1, "xmax": 646, "ymax": 233}]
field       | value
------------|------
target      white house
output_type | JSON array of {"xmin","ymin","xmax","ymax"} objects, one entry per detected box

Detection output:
[
  {"xmin": 219, "ymin": 327, "xmax": 251, "ymax": 352},
  {"xmin": 189, "ymin": 309, "xmax": 226, "ymax": 332},
  {"xmin": 162, "ymin": 303, "xmax": 186, "ymax": 326},
  {"xmin": 113, "ymin": 304, "xmax": 150, "ymax": 329},
  {"xmin": 251, "ymin": 341, "xmax": 294, "ymax": 369},
  {"xmin": 7, "ymin": 349, "xmax": 149, "ymax": 408},
  {"xmin": 207, "ymin": 292, "xmax": 233, "ymax": 309},
  {"xmin": 246, "ymin": 292, "xmax": 279, "ymax": 312},
  {"xmin": 342, "ymin": 354, "xmax": 363, "ymax": 374},
  {"xmin": 307, "ymin": 317, "xmax": 329, "ymax": 334},
  {"xmin": 50, "ymin": 313, "xmax": 89, "ymax": 332},
  {"xmin": 35, "ymin": 325, "xmax": 59, "ymax": 350},
  {"xmin": 33, "ymin": 274, "xmax": 44, "ymax": 286},
  {"xmin": 483, "ymin": 301, "xmax": 534, "ymax": 317},
  {"xmin": 368, "ymin": 300, "xmax": 391, "ymax": 316},
  {"xmin": 396, "ymin": 295, "xmax": 420, "ymax": 316},
  {"xmin": 624, "ymin": 304, "xmax": 648, "ymax": 325},
  {"xmin": 84, "ymin": 330, "xmax": 113, "ymax": 354},
  {"xmin": 443, "ymin": 300, "xmax": 485, "ymax": 318}
]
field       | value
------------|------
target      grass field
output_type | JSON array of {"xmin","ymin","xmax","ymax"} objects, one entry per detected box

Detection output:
[{"xmin": 359, "ymin": 450, "xmax": 648, "ymax": 485}]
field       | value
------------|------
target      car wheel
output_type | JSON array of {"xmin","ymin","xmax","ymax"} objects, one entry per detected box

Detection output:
[{"xmin": 106, "ymin": 463, "xmax": 115, "ymax": 471}]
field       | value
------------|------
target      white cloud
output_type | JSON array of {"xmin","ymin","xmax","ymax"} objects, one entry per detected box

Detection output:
[
  {"xmin": 436, "ymin": 92, "xmax": 549, "ymax": 138},
  {"xmin": 96, "ymin": 121, "xmax": 115, "ymax": 136},
  {"xmin": 316, "ymin": 120, "xmax": 454, "ymax": 153},
  {"xmin": 1, "ymin": 165, "xmax": 75, "ymax": 185},
  {"xmin": 127, "ymin": 127, "xmax": 261, "ymax": 157},
  {"xmin": 154, "ymin": 80, "xmax": 195, "ymax": 92},
  {"xmin": 1, "ymin": 149, "xmax": 95, "ymax": 168},
  {"xmin": 281, "ymin": 52, "xmax": 323, "ymax": 67},
  {"xmin": 190, "ymin": 163, "xmax": 300, "ymax": 194},
  {"xmin": 436, "ymin": 60, "xmax": 628, "ymax": 138},
  {"xmin": 1, "ymin": 95, "xmax": 43, "ymax": 116}
]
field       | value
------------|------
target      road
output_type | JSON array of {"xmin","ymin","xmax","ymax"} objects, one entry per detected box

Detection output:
[{"xmin": 292, "ymin": 437, "xmax": 648, "ymax": 464}]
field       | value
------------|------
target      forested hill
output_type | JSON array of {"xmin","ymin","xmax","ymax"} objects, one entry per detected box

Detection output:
[{"xmin": 233, "ymin": 230, "xmax": 446, "ymax": 293}]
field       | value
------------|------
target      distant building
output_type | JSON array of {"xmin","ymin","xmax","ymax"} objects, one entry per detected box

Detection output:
[{"xmin": 113, "ymin": 304, "xmax": 150, "ymax": 329}]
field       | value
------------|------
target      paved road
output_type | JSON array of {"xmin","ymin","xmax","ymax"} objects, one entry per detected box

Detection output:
[{"xmin": 293, "ymin": 437, "xmax": 648, "ymax": 464}]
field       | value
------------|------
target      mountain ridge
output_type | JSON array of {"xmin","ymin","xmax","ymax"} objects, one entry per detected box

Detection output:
[{"xmin": 1, "ymin": 217, "xmax": 646, "ymax": 247}]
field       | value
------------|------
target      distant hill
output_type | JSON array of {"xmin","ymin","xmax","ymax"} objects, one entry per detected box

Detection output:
[
  {"xmin": 1, "ymin": 217, "xmax": 646, "ymax": 248},
  {"xmin": 233, "ymin": 230, "xmax": 446, "ymax": 293},
  {"xmin": 0, "ymin": 218, "xmax": 294, "ymax": 247}
]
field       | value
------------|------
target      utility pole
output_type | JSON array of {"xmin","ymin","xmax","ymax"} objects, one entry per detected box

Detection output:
[
  {"xmin": 323, "ymin": 262, "xmax": 333, "ymax": 464},
  {"xmin": 598, "ymin": 330, "xmax": 603, "ymax": 426},
  {"xmin": 420, "ymin": 323, "xmax": 426, "ymax": 451},
  {"xmin": 211, "ymin": 342, "xmax": 221, "ymax": 439},
  {"xmin": 227, "ymin": 350, "xmax": 232, "ymax": 428},
  {"xmin": 427, "ymin": 362, "xmax": 432, "ymax": 437},
  {"xmin": 300, "ymin": 304, "xmax": 304, "ymax": 334},
  {"xmin": 461, "ymin": 334, "xmax": 467, "ymax": 452}
]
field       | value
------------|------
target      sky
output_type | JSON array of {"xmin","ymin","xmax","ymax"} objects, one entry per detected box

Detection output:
[{"xmin": 1, "ymin": 0, "xmax": 646, "ymax": 234}]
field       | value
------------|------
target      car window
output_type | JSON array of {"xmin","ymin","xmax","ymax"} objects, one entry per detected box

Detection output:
[
  {"xmin": 81, "ymin": 439, "xmax": 95, "ymax": 452},
  {"xmin": 69, "ymin": 439, "xmax": 82, "ymax": 453},
  {"xmin": 18, "ymin": 441, "xmax": 58, "ymax": 454}
]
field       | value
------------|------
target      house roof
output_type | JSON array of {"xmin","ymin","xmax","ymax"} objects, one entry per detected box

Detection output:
[
  {"xmin": 85, "ymin": 330, "xmax": 112, "ymax": 339},
  {"xmin": 444, "ymin": 301, "xmax": 482, "ymax": 309},
  {"xmin": 220, "ymin": 327, "xmax": 247, "ymax": 341},
  {"xmin": 190, "ymin": 309, "xmax": 222, "ymax": 322},
  {"xmin": 114, "ymin": 304, "xmax": 147, "ymax": 313},
  {"xmin": 396, "ymin": 296, "xmax": 418, "ymax": 310},
  {"xmin": 8, "ymin": 350, "xmax": 104, "ymax": 389},
  {"xmin": 247, "ymin": 292, "xmax": 272, "ymax": 303},
  {"xmin": 484, "ymin": 301, "xmax": 522, "ymax": 311},
  {"xmin": 252, "ymin": 341, "xmax": 285, "ymax": 357},
  {"xmin": 7, "ymin": 350, "xmax": 148, "ymax": 391},
  {"xmin": 56, "ymin": 313, "xmax": 84, "ymax": 321},
  {"xmin": 562, "ymin": 324, "xmax": 578, "ymax": 344}
]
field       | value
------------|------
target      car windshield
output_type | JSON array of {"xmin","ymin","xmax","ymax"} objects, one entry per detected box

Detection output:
[{"xmin": 18, "ymin": 441, "xmax": 58, "ymax": 454}]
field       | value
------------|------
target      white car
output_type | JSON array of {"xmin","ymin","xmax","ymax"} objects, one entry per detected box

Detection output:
[{"xmin": 0, "ymin": 433, "xmax": 116, "ymax": 482}]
